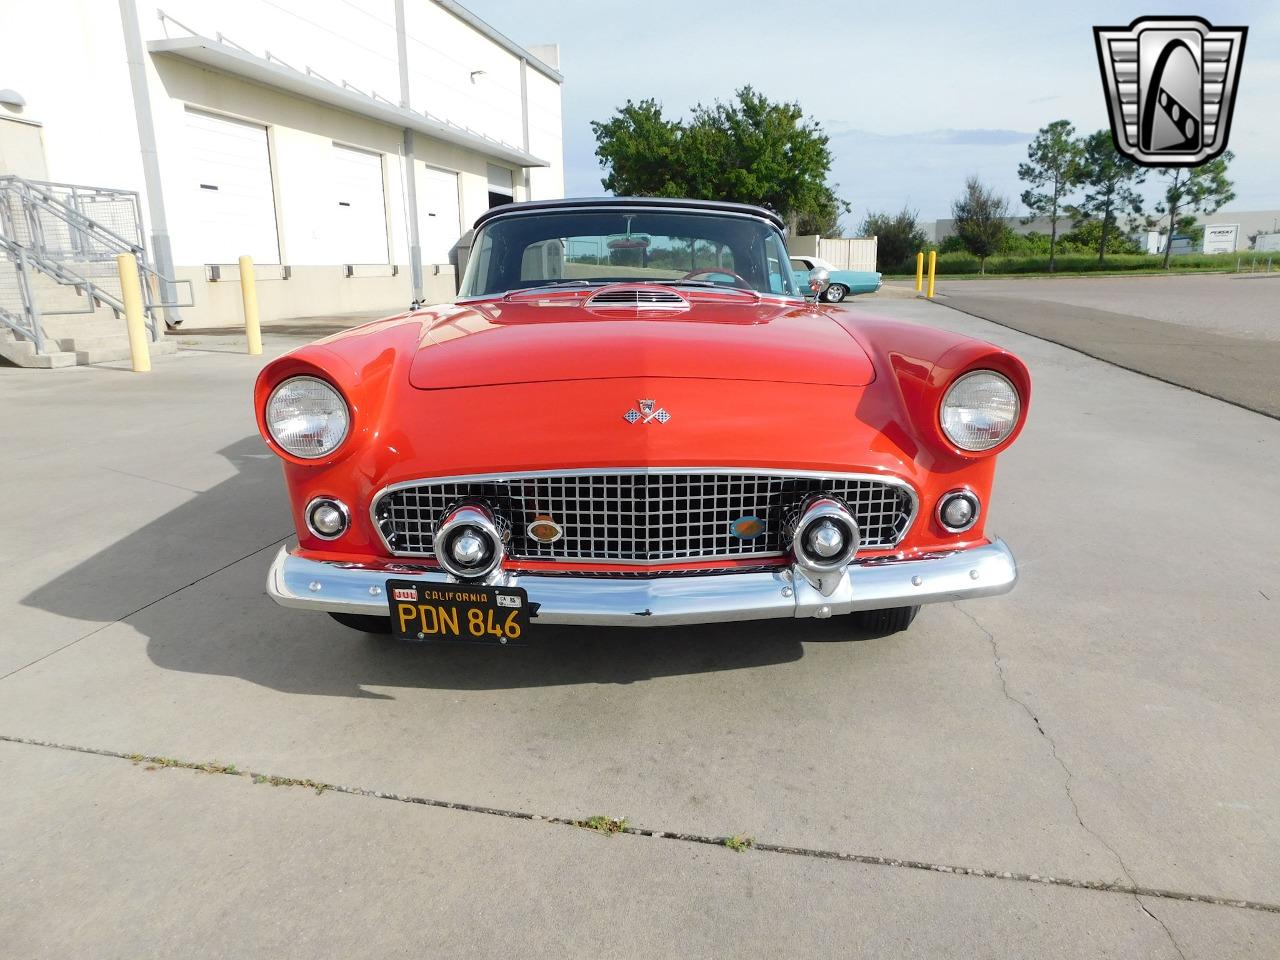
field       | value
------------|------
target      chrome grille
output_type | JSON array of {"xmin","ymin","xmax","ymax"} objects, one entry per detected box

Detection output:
[{"xmin": 374, "ymin": 470, "xmax": 915, "ymax": 563}]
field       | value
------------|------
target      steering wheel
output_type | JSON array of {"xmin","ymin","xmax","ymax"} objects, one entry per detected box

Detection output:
[{"xmin": 681, "ymin": 269, "xmax": 753, "ymax": 290}]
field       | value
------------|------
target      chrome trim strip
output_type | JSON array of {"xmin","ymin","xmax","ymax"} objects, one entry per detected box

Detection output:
[
  {"xmin": 368, "ymin": 467, "xmax": 920, "ymax": 562},
  {"xmin": 472, "ymin": 200, "xmax": 785, "ymax": 232},
  {"xmin": 265, "ymin": 539, "xmax": 1017, "ymax": 626}
]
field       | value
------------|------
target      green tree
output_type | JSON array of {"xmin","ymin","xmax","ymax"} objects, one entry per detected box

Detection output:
[
  {"xmin": 1071, "ymin": 129, "xmax": 1146, "ymax": 262},
  {"xmin": 1018, "ymin": 120, "xmax": 1083, "ymax": 272},
  {"xmin": 590, "ymin": 99, "xmax": 685, "ymax": 197},
  {"xmin": 592, "ymin": 87, "xmax": 847, "ymax": 229},
  {"xmin": 1153, "ymin": 153, "xmax": 1236, "ymax": 267},
  {"xmin": 795, "ymin": 191, "xmax": 845, "ymax": 236},
  {"xmin": 952, "ymin": 176, "xmax": 1010, "ymax": 274},
  {"xmin": 858, "ymin": 206, "xmax": 928, "ymax": 272}
]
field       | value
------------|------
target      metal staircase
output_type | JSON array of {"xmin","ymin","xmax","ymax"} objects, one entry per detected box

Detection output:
[{"xmin": 0, "ymin": 175, "xmax": 192, "ymax": 367}]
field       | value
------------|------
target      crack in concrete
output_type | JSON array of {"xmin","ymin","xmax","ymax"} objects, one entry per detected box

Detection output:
[
  {"xmin": 954, "ymin": 603, "xmax": 1190, "ymax": 958},
  {"xmin": 2, "ymin": 733, "xmax": 1277, "ymax": 919},
  {"xmin": 97, "ymin": 465, "xmax": 205, "ymax": 495}
]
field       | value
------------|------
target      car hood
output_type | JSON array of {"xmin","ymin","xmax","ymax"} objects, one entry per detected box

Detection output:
[{"xmin": 408, "ymin": 296, "xmax": 875, "ymax": 389}]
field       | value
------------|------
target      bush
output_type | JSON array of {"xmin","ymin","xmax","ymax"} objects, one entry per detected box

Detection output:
[
  {"xmin": 1058, "ymin": 220, "xmax": 1142, "ymax": 256},
  {"xmin": 886, "ymin": 250, "xmax": 1245, "ymax": 276},
  {"xmin": 859, "ymin": 206, "xmax": 928, "ymax": 274}
]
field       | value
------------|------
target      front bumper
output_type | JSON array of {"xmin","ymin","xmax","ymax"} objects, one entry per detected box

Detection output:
[{"xmin": 266, "ymin": 540, "xmax": 1017, "ymax": 627}]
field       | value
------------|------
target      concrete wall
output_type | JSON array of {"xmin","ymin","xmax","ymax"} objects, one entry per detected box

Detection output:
[{"xmin": 174, "ymin": 264, "xmax": 456, "ymax": 328}]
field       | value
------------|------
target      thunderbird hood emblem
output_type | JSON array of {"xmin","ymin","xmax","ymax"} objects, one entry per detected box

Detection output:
[{"xmin": 624, "ymin": 399, "xmax": 670, "ymax": 424}]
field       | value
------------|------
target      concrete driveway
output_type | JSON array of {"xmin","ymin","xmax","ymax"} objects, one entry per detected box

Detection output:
[{"xmin": 1, "ymin": 300, "xmax": 1277, "ymax": 957}]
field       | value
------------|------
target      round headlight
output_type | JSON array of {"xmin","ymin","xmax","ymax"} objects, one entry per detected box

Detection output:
[
  {"xmin": 266, "ymin": 376, "xmax": 350, "ymax": 459},
  {"xmin": 940, "ymin": 371, "xmax": 1019, "ymax": 452}
]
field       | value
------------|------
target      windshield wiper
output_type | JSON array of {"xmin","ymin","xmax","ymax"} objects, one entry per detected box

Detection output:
[
  {"xmin": 501, "ymin": 279, "xmax": 609, "ymax": 299},
  {"xmin": 650, "ymin": 279, "xmax": 763, "ymax": 298}
]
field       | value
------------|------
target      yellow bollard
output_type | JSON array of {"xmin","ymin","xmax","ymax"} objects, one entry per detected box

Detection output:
[
  {"xmin": 927, "ymin": 250, "xmax": 937, "ymax": 299},
  {"xmin": 116, "ymin": 253, "xmax": 151, "ymax": 373},
  {"xmin": 239, "ymin": 255, "xmax": 263, "ymax": 356},
  {"xmin": 915, "ymin": 251, "xmax": 924, "ymax": 293}
]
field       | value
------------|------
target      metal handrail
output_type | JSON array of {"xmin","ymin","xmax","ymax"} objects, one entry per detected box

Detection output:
[
  {"xmin": 0, "ymin": 176, "xmax": 194, "ymax": 332},
  {"xmin": 2, "ymin": 177, "xmax": 145, "ymax": 261},
  {"xmin": 0, "ymin": 174, "xmax": 142, "ymax": 198},
  {"xmin": 0, "ymin": 234, "xmax": 46, "ymax": 351},
  {"xmin": 18, "ymin": 186, "xmax": 194, "ymax": 309}
]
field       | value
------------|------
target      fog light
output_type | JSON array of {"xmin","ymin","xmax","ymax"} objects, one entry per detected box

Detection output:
[
  {"xmin": 434, "ymin": 505, "xmax": 505, "ymax": 580},
  {"xmin": 305, "ymin": 497, "xmax": 349, "ymax": 539},
  {"xmin": 789, "ymin": 497, "xmax": 860, "ymax": 598},
  {"xmin": 807, "ymin": 520, "xmax": 845, "ymax": 558},
  {"xmin": 937, "ymin": 490, "xmax": 981, "ymax": 533},
  {"xmin": 791, "ymin": 498, "xmax": 859, "ymax": 571}
]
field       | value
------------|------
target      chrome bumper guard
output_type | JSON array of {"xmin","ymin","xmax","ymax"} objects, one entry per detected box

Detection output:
[{"xmin": 266, "ymin": 540, "xmax": 1017, "ymax": 627}]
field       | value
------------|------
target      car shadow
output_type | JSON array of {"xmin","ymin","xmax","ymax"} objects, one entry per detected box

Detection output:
[{"xmin": 20, "ymin": 434, "xmax": 876, "ymax": 697}]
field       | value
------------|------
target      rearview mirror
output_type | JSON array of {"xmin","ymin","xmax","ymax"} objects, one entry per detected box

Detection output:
[{"xmin": 808, "ymin": 267, "xmax": 830, "ymax": 296}]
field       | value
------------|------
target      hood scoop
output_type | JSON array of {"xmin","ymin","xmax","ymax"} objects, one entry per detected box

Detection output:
[
  {"xmin": 585, "ymin": 286, "xmax": 689, "ymax": 312},
  {"xmin": 586, "ymin": 285, "xmax": 686, "ymax": 308}
]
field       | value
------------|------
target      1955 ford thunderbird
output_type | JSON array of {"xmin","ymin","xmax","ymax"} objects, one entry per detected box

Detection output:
[{"xmin": 258, "ymin": 197, "xmax": 1029, "ymax": 643}]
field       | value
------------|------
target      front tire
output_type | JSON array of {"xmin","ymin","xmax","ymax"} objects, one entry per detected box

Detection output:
[
  {"xmin": 851, "ymin": 605, "xmax": 919, "ymax": 636},
  {"xmin": 328, "ymin": 612, "xmax": 392, "ymax": 634},
  {"xmin": 823, "ymin": 283, "xmax": 848, "ymax": 303}
]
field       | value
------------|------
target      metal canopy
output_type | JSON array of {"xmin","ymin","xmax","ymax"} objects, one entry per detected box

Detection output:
[{"xmin": 148, "ymin": 36, "xmax": 549, "ymax": 169}]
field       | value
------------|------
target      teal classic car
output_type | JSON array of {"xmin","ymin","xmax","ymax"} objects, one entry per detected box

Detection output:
[{"xmin": 789, "ymin": 255, "xmax": 882, "ymax": 303}]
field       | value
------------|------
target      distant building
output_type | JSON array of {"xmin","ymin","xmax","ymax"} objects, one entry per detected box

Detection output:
[
  {"xmin": 930, "ymin": 216, "xmax": 1057, "ymax": 243},
  {"xmin": 931, "ymin": 210, "xmax": 1280, "ymax": 252}
]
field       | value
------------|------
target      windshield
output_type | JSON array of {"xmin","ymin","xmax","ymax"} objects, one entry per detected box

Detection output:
[{"xmin": 459, "ymin": 209, "xmax": 801, "ymax": 298}]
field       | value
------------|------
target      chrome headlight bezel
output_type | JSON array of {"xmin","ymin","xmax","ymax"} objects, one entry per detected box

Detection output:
[
  {"xmin": 265, "ymin": 375, "xmax": 351, "ymax": 460},
  {"xmin": 939, "ymin": 370, "xmax": 1020, "ymax": 453}
]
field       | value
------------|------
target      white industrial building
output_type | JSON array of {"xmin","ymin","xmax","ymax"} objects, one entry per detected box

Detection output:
[{"xmin": 0, "ymin": 0, "xmax": 562, "ymax": 360}]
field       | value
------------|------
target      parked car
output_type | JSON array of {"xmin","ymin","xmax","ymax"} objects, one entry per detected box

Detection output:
[
  {"xmin": 258, "ymin": 197, "xmax": 1029, "ymax": 642},
  {"xmin": 789, "ymin": 255, "xmax": 881, "ymax": 302}
]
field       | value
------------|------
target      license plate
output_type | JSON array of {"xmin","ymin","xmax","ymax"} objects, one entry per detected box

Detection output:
[{"xmin": 386, "ymin": 580, "xmax": 530, "ymax": 644}]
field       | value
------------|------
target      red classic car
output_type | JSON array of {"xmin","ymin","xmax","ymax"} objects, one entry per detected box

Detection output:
[{"xmin": 258, "ymin": 197, "xmax": 1029, "ymax": 642}]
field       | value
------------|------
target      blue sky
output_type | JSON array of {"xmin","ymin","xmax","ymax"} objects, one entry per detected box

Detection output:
[{"xmin": 465, "ymin": 0, "xmax": 1277, "ymax": 230}]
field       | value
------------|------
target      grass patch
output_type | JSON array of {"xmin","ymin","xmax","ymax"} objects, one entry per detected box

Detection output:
[
  {"xmin": 723, "ymin": 835, "xmax": 755, "ymax": 852},
  {"xmin": 252, "ymin": 773, "xmax": 329, "ymax": 795},
  {"xmin": 576, "ymin": 815, "xmax": 628, "ymax": 835},
  {"xmin": 125, "ymin": 752, "xmax": 328, "ymax": 794},
  {"xmin": 128, "ymin": 754, "xmax": 239, "ymax": 775}
]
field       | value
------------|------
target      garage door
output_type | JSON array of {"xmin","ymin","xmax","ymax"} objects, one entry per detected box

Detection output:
[
  {"xmin": 487, "ymin": 163, "xmax": 514, "ymax": 209},
  {"xmin": 417, "ymin": 165, "xmax": 461, "ymax": 265},
  {"xmin": 185, "ymin": 110, "xmax": 280, "ymax": 264},
  {"xmin": 332, "ymin": 144, "xmax": 388, "ymax": 264}
]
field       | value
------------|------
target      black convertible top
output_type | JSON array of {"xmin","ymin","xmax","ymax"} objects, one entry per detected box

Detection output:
[{"xmin": 473, "ymin": 196, "xmax": 787, "ymax": 232}]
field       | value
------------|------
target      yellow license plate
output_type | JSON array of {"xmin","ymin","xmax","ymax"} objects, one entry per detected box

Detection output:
[{"xmin": 386, "ymin": 581, "xmax": 530, "ymax": 644}]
